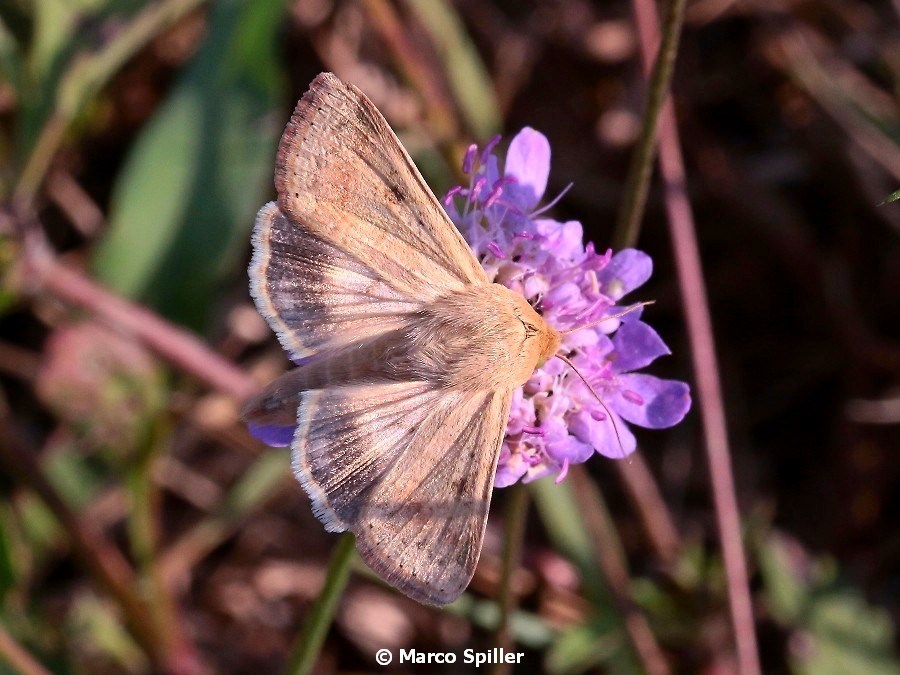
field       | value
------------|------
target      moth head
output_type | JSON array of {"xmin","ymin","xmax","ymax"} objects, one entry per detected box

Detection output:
[{"xmin": 507, "ymin": 289, "xmax": 560, "ymax": 365}]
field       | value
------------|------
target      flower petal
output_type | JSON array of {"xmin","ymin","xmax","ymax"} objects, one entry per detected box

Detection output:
[
  {"xmin": 559, "ymin": 324, "xmax": 601, "ymax": 351},
  {"xmin": 546, "ymin": 432, "xmax": 594, "ymax": 465},
  {"xmin": 611, "ymin": 320, "xmax": 671, "ymax": 372},
  {"xmin": 598, "ymin": 249, "xmax": 653, "ymax": 299},
  {"xmin": 504, "ymin": 128, "xmax": 551, "ymax": 210},
  {"xmin": 569, "ymin": 408, "xmax": 636, "ymax": 459},
  {"xmin": 495, "ymin": 445, "xmax": 530, "ymax": 487},
  {"xmin": 544, "ymin": 280, "xmax": 583, "ymax": 311},
  {"xmin": 248, "ymin": 423, "xmax": 295, "ymax": 447},
  {"xmin": 482, "ymin": 154, "xmax": 501, "ymax": 195},
  {"xmin": 505, "ymin": 388, "xmax": 536, "ymax": 435},
  {"xmin": 522, "ymin": 461, "xmax": 556, "ymax": 484},
  {"xmin": 609, "ymin": 374, "xmax": 691, "ymax": 429},
  {"xmin": 535, "ymin": 218, "xmax": 584, "ymax": 261},
  {"xmin": 525, "ymin": 369, "xmax": 555, "ymax": 394}
]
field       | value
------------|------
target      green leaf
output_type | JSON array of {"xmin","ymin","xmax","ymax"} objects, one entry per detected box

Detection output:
[
  {"xmin": 756, "ymin": 531, "xmax": 807, "ymax": 623},
  {"xmin": 796, "ymin": 589, "xmax": 900, "ymax": 675},
  {"xmin": 67, "ymin": 595, "xmax": 148, "ymax": 672},
  {"xmin": 879, "ymin": 188, "xmax": 900, "ymax": 205},
  {"xmin": 93, "ymin": 0, "xmax": 285, "ymax": 329},
  {"xmin": 29, "ymin": 0, "xmax": 78, "ymax": 83},
  {"xmin": 0, "ymin": 15, "xmax": 23, "ymax": 105},
  {"xmin": 44, "ymin": 450, "xmax": 104, "ymax": 509},
  {"xmin": 545, "ymin": 613, "xmax": 626, "ymax": 675},
  {"xmin": 15, "ymin": 494, "xmax": 62, "ymax": 558},
  {"xmin": 15, "ymin": 0, "xmax": 79, "ymax": 160},
  {"xmin": 404, "ymin": 0, "xmax": 500, "ymax": 139},
  {"xmin": 529, "ymin": 478, "xmax": 606, "ymax": 603},
  {"xmin": 223, "ymin": 450, "xmax": 291, "ymax": 518},
  {"xmin": 756, "ymin": 531, "xmax": 900, "ymax": 675},
  {"xmin": 18, "ymin": 0, "xmax": 117, "ymax": 150},
  {"xmin": 445, "ymin": 595, "xmax": 556, "ymax": 649}
]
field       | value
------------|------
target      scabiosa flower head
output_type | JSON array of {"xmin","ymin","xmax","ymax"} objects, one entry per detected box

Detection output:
[{"xmin": 444, "ymin": 127, "xmax": 691, "ymax": 487}]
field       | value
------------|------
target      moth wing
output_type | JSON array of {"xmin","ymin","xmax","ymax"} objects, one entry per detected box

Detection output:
[
  {"xmin": 250, "ymin": 202, "xmax": 423, "ymax": 360},
  {"xmin": 274, "ymin": 72, "xmax": 488, "ymax": 301},
  {"xmin": 295, "ymin": 382, "xmax": 512, "ymax": 605}
]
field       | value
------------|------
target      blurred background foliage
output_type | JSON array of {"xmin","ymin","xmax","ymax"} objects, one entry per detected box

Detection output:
[{"xmin": 0, "ymin": 0, "xmax": 899, "ymax": 673}]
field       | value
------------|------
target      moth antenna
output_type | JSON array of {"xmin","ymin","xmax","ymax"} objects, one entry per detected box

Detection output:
[
  {"xmin": 559, "ymin": 300, "xmax": 655, "ymax": 336},
  {"xmin": 554, "ymin": 353, "xmax": 629, "ymax": 462}
]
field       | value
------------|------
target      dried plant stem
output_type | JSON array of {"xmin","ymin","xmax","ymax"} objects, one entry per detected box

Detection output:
[
  {"xmin": 766, "ymin": 29, "xmax": 900, "ymax": 182},
  {"xmin": 656, "ymin": 118, "xmax": 760, "ymax": 675},
  {"xmin": 628, "ymin": 0, "xmax": 761, "ymax": 672},
  {"xmin": 569, "ymin": 467, "xmax": 671, "ymax": 675},
  {"xmin": 613, "ymin": 0, "xmax": 688, "ymax": 248},
  {"xmin": 28, "ymin": 251, "xmax": 257, "ymax": 401},
  {"xmin": 283, "ymin": 533, "xmax": 356, "ymax": 675},
  {"xmin": 0, "ymin": 624, "xmax": 51, "ymax": 675},
  {"xmin": 613, "ymin": 458, "xmax": 680, "ymax": 565},
  {"xmin": 361, "ymin": 0, "xmax": 460, "ymax": 140},
  {"xmin": 491, "ymin": 482, "xmax": 529, "ymax": 675}
]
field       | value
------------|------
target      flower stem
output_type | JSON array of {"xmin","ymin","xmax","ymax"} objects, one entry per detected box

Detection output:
[
  {"xmin": 283, "ymin": 533, "xmax": 356, "ymax": 675},
  {"xmin": 492, "ymin": 482, "xmax": 529, "ymax": 675},
  {"xmin": 628, "ymin": 0, "xmax": 762, "ymax": 672},
  {"xmin": 613, "ymin": 0, "xmax": 688, "ymax": 250}
]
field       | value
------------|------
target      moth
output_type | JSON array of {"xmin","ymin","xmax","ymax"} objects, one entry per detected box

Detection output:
[{"xmin": 243, "ymin": 72, "xmax": 562, "ymax": 605}]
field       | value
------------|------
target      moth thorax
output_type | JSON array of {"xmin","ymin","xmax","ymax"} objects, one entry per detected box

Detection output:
[{"xmin": 414, "ymin": 285, "xmax": 559, "ymax": 392}]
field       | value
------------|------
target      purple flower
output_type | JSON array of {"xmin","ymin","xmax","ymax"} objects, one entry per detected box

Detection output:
[{"xmin": 445, "ymin": 127, "xmax": 690, "ymax": 486}]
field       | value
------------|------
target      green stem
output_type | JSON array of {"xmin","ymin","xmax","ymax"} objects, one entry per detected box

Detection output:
[
  {"xmin": 128, "ymin": 419, "xmax": 189, "ymax": 664},
  {"xmin": 612, "ymin": 0, "xmax": 688, "ymax": 249},
  {"xmin": 492, "ymin": 483, "xmax": 529, "ymax": 675},
  {"xmin": 283, "ymin": 533, "xmax": 356, "ymax": 675}
]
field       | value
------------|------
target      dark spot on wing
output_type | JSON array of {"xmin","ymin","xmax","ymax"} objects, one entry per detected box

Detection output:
[{"xmin": 390, "ymin": 184, "xmax": 406, "ymax": 204}]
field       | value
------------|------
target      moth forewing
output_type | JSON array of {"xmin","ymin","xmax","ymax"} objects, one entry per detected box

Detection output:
[
  {"xmin": 273, "ymin": 72, "xmax": 488, "ymax": 296},
  {"xmin": 248, "ymin": 72, "xmax": 552, "ymax": 604}
]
